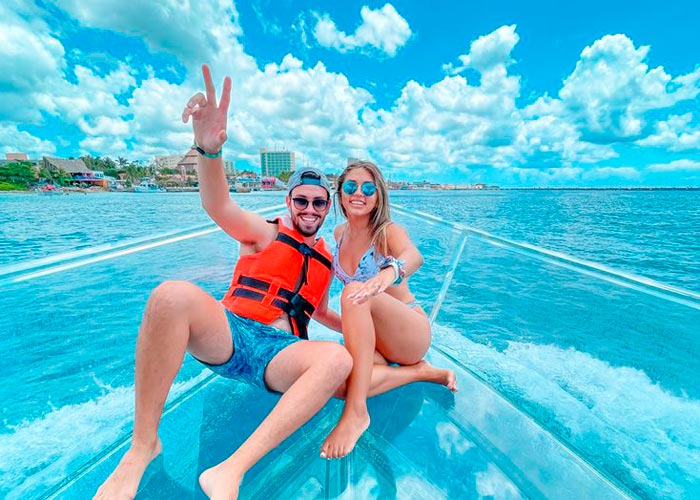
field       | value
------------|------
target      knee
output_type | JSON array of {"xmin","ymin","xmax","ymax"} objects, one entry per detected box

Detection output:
[
  {"xmin": 340, "ymin": 283, "xmax": 370, "ymax": 309},
  {"xmin": 147, "ymin": 280, "xmax": 197, "ymax": 318},
  {"xmin": 324, "ymin": 345, "xmax": 353, "ymax": 385}
]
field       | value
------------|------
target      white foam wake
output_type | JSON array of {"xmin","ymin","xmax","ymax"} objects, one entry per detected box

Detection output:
[
  {"xmin": 433, "ymin": 324, "xmax": 700, "ymax": 499},
  {"xmin": 0, "ymin": 371, "xmax": 209, "ymax": 499}
]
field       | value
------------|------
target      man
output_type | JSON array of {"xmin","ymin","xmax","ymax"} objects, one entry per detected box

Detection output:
[{"xmin": 94, "ymin": 65, "xmax": 350, "ymax": 500}]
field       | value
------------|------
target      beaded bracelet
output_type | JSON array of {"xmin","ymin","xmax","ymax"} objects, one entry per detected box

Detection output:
[{"xmin": 379, "ymin": 256, "xmax": 406, "ymax": 286}]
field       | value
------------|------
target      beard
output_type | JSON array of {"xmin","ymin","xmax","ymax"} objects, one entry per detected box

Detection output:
[{"xmin": 293, "ymin": 214, "xmax": 323, "ymax": 237}]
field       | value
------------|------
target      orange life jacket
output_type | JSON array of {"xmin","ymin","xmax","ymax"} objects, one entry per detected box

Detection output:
[{"xmin": 221, "ymin": 218, "xmax": 332, "ymax": 339}]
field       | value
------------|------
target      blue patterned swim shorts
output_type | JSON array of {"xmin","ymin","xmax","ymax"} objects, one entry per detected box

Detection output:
[{"xmin": 196, "ymin": 309, "xmax": 300, "ymax": 392}]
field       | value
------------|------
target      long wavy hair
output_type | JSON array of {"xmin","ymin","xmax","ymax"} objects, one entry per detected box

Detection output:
[{"xmin": 335, "ymin": 160, "xmax": 392, "ymax": 254}]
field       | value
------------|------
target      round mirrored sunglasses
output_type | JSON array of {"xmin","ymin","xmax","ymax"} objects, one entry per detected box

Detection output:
[{"xmin": 342, "ymin": 180, "xmax": 377, "ymax": 196}]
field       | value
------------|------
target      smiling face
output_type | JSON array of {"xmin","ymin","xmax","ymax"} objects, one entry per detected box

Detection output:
[
  {"xmin": 339, "ymin": 167, "xmax": 378, "ymax": 218},
  {"xmin": 286, "ymin": 184, "xmax": 330, "ymax": 237}
]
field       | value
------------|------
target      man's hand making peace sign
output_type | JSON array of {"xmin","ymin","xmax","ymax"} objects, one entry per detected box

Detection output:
[{"xmin": 182, "ymin": 65, "xmax": 232, "ymax": 156}]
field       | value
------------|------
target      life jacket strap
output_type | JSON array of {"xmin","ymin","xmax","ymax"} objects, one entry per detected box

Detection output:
[
  {"xmin": 232, "ymin": 275, "xmax": 316, "ymax": 339},
  {"xmin": 275, "ymin": 233, "xmax": 332, "ymax": 270}
]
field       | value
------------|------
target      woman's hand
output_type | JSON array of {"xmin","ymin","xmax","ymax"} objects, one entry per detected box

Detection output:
[
  {"xmin": 347, "ymin": 268, "xmax": 396, "ymax": 305},
  {"xmin": 181, "ymin": 64, "xmax": 231, "ymax": 155}
]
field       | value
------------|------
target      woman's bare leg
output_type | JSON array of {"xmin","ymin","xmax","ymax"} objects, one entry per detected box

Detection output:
[
  {"xmin": 321, "ymin": 286, "xmax": 441, "ymax": 459},
  {"xmin": 334, "ymin": 360, "xmax": 457, "ymax": 399}
]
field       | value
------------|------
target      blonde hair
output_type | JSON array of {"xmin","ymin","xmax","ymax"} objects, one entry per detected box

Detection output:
[{"xmin": 335, "ymin": 160, "xmax": 392, "ymax": 254}]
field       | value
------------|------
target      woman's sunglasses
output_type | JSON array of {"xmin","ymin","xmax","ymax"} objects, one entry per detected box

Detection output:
[
  {"xmin": 342, "ymin": 180, "xmax": 377, "ymax": 196},
  {"xmin": 292, "ymin": 197, "xmax": 329, "ymax": 211}
]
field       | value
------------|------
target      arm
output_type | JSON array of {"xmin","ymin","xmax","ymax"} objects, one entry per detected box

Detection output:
[
  {"xmin": 182, "ymin": 65, "xmax": 274, "ymax": 246},
  {"xmin": 347, "ymin": 223, "xmax": 423, "ymax": 304},
  {"xmin": 313, "ymin": 285, "xmax": 342, "ymax": 333},
  {"xmin": 384, "ymin": 223, "xmax": 423, "ymax": 279}
]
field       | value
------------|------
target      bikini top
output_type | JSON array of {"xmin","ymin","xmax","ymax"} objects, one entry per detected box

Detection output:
[{"xmin": 332, "ymin": 229, "xmax": 386, "ymax": 285}]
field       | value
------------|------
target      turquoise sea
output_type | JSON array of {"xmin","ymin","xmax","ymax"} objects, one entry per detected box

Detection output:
[
  {"xmin": 1, "ymin": 190, "xmax": 699, "ymax": 499},
  {"xmin": 2, "ymin": 190, "xmax": 698, "ymax": 290}
]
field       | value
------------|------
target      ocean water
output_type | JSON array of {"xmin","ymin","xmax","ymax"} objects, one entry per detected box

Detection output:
[
  {"xmin": 2, "ymin": 190, "xmax": 698, "ymax": 291},
  {"xmin": 1, "ymin": 189, "xmax": 699, "ymax": 499}
]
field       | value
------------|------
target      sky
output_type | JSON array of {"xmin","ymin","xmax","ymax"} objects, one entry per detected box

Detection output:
[{"xmin": 1, "ymin": 0, "xmax": 699, "ymax": 187}]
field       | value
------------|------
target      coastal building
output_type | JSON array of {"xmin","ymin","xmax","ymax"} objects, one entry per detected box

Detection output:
[
  {"xmin": 153, "ymin": 154, "xmax": 183, "ymax": 171},
  {"xmin": 175, "ymin": 148, "xmax": 234, "ymax": 174},
  {"xmin": 42, "ymin": 156, "xmax": 106, "ymax": 188},
  {"xmin": 177, "ymin": 148, "xmax": 198, "ymax": 174},
  {"xmin": 260, "ymin": 176, "xmax": 285, "ymax": 190},
  {"xmin": 1, "ymin": 152, "xmax": 39, "ymax": 167},
  {"xmin": 6, "ymin": 152, "xmax": 28, "ymax": 161},
  {"xmin": 260, "ymin": 149, "xmax": 295, "ymax": 178}
]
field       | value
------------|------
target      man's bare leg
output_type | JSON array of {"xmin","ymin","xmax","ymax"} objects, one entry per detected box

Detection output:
[
  {"xmin": 94, "ymin": 281, "xmax": 233, "ymax": 500},
  {"xmin": 198, "ymin": 340, "xmax": 352, "ymax": 500}
]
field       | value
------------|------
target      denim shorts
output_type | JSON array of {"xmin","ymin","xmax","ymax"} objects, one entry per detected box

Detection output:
[{"xmin": 196, "ymin": 309, "xmax": 300, "ymax": 392}]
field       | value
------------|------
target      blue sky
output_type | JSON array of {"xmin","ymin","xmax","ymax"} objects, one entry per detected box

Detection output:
[{"xmin": 1, "ymin": 0, "xmax": 699, "ymax": 186}]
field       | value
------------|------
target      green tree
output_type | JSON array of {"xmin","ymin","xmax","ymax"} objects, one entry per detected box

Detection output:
[
  {"xmin": 277, "ymin": 170, "xmax": 293, "ymax": 183},
  {"xmin": 38, "ymin": 167, "xmax": 71, "ymax": 185},
  {"xmin": 0, "ymin": 161, "xmax": 37, "ymax": 188}
]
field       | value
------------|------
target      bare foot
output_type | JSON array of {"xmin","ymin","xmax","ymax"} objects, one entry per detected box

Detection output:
[
  {"xmin": 320, "ymin": 409, "xmax": 370, "ymax": 459},
  {"xmin": 199, "ymin": 464, "xmax": 242, "ymax": 500},
  {"xmin": 417, "ymin": 360, "xmax": 458, "ymax": 392},
  {"xmin": 93, "ymin": 438, "xmax": 161, "ymax": 500}
]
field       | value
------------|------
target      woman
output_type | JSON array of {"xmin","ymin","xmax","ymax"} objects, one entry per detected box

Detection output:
[{"xmin": 320, "ymin": 160, "xmax": 457, "ymax": 460}]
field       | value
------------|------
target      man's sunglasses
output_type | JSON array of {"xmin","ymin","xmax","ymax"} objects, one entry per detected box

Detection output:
[
  {"xmin": 342, "ymin": 180, "xmax": 377, "ymax": 196},
  {"xmin": 292, "ymin": 197, "xmax": 329, "ymax": 211}
]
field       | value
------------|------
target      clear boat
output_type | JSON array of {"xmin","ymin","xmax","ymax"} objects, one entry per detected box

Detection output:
[{"xmin": 2, "ymin": 205, "xmax": 698, "ymax": 500}]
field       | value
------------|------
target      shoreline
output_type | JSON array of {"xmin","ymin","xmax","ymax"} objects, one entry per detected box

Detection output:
[{"xmin": 3, "ymin": 186, "xmax": 700, "ymax": 195}]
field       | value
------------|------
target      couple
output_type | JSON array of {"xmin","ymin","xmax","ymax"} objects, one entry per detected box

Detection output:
[{"xmin": 94, "ymin": 65, "xmax": 456, "ymax": 500}]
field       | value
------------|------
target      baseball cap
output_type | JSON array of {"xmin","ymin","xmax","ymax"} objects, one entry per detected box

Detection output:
[{"xmin": 287, "ymin": 167, "xmax": 331, "ymax": 195}]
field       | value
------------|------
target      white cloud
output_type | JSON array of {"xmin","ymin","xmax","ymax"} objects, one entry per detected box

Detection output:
[
  {"xmin": 581, "ymin": 166, "xmax": 641, "ymax": 181},
  {"xmin": 77, "ymin": 116, "xmax": 131, "ymax": 136},
  {"xmin": 636, "ymin": 113, "xmax": 700, "ymax": 151},
  {"xmin": 0, "ymin": 2, "xmax": 65, "ymax": 123},
  {"xmin": 3, "ymin": 1, "xmax": 700, "ymax": 186},
  {"xmin": 363, "ymin": 26, "xmax": 524, "ymax": 172},
  {"xmin": 52, "ymin": 64, "xmax": 136, "ymax": 121},
  {"xmin": 505, "ymin": 166, "xmax": 586, "ymax": 186},
  {"xmin": 312, "ymin": 4, "xmax": 412, "ymax": 57},
  {"xmin": 232, "ymin": 54, "xmax": 373, "ymax": 167},
  {"xmin": 448, "ymin": 25, "xmax": 519, "ymax": 74},
  {"xmin": 557, "ymin": 35, "xmax": 700, "ymax": 142},
  {"xmin": 519, "ymin": 100, "xmax": 618, "ymax": 166},
  {"xmin": 0, "ymin": 125, "xmax": 56, "ymax": 157},
  {"xmin": 53, "ymin": 0, "xmax": 248, "ymax": 70},
  {"xmin": 78, "ymin": 136, "xmax": 128, "ymax": 157},
  {"xmin": 647, "ymin": 159, "xmax": 700, "ymax": 172},
  {"xmin": 126, "ymin": 76, "xmax": 197, "ymax": 158}
]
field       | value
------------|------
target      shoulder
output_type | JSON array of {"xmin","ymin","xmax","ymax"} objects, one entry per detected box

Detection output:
[
  {"xmin": 333, "ymin": 223, "xmax": 346, "ymax": 243},
  {"xmin": 384, "ymin": 222, "xmax": 413, "ymax": 253},
  {"xmin": 252, "ymin": 218, "xmax": 280, "ymax": 252},
  {"xmin": 278, "ymin": 214, "xmax": 292, "ymax": 229},
  {"xmin": 386, "ymin": 222, "xmax": 408, "ymax": 239}
]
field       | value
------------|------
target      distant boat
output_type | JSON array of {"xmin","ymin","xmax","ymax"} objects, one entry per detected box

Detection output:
[
  {"xmin": 134, "ymin": 178, "xmax": 166, "ymax": 193},
  {"xmin": 35, "ymin": 183, "xmax": 67, "ymax": 196}
]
